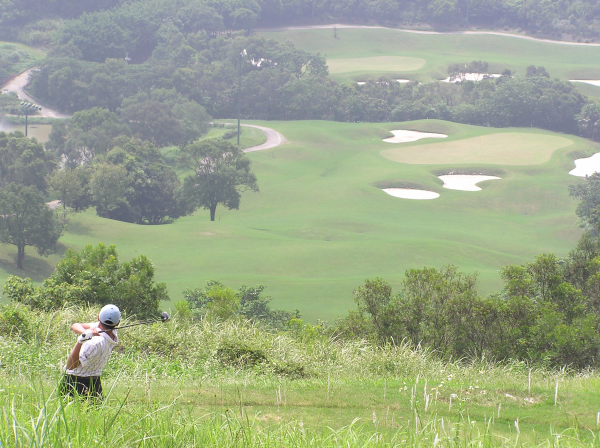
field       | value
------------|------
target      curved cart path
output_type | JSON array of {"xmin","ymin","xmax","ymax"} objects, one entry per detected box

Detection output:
[
  {"xmin": 242, "ymin": 124, "xmax": 287, "ymax": 152},
  {"xmin": 1, "ymin": 69, "xmax": 70, "ymax": 118},
  {"xmin": 260, "ymin": 24, "xmax": 600, "ymax": 47}
]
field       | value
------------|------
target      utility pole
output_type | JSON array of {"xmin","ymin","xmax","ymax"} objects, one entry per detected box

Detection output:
[{"xmin": 237, "ymin": 49, "xmax": 247, "ymax": 146}]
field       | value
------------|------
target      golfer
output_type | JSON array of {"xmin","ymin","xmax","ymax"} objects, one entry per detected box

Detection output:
[{"xmin": 61, "ymin": 304, "xmax": 121, "ymax": 398}]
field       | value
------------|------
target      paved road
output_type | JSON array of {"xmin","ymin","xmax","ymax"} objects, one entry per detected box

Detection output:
[
  {"xmin": 242, "ymin": 124, "xmax": 287, "ymax": 152},
  {"xmin": 260, "ymin": 23, "xmax": 600, "ymax": 47},
  {"xmin": 1, "ymin": 69, "xmax": 70, "ymax": 118}
]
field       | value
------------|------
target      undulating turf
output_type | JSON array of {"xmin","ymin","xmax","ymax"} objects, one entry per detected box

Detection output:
[
  {"xmin": 572, "ymin": 81, "xmax": 600, "ymax": 98},
  {"xmin": 381, "ymin": 132, "xmax": 574, "ymax": 165},
  {"xmin": 3, "ymin": 119, "xmax": 593, "ymax": 321},
  {"xmin": 259, "ymin": 28, "xmax": 600, "ymax": 83}
]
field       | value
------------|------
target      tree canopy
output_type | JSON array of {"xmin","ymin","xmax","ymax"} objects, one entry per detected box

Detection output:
[
  {"xmin": 180, "ymin": 139, "xmax": 258, "ymax": 221},
  {"xmin": 0, "ymin": 183, "xmax": 62, "ymax": 269}
]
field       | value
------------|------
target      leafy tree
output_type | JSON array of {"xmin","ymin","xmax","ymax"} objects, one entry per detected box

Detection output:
[
  {"xmin": 570, "ymin": 173, "xmax": 600, "ymax": 232},
  {"xmin": 0, "ymin": 131, "xmax": 56, "ymax": 191},
  {"xmin": 48, "ymin": 166, "xmax": 93, "ymax": 214},
  {"xmin": 47, "ymin": 108, "xmax": 130, "ymax": 167},
  {"xmin": 120, "ymin": 90, "xmax": 210, "ymax": 147},
  {"xmin": 90, "ymin": 163, "xmax": 130, "ymax": 220},
  {"xmin": 126, "ymin": 161, "xmax": 184, "ymax": 224},
  {"xmin": 353, "ymin": 277, "xmax": 394, "ymax": 339},
  {"xmin": 576, "ymin": 102, "xmax": 600, "ymax": 140},
  {"xmin": 427, "ymin": 0, "xmax": 458, "ymax": 24},
  {"xmin": 180, "ymin": 139, "xmax": 258, "ymax": 221},
  {"xmin": 270, "ymin": 46, "xmax": 328, "ymax": 78},
  {"xmin": 43, "ymin": 243, "xmax": 168, "ymax": 316},
  {"xmin": 183, "ymin": 281, "xmax": 297, "ymax": 327},
  {"xmin": 0, "ymin": 183, "xmax": 62, "ymax": 269},
  {"xmin": 526, "ymin": 65, "xmax": 550, "ymax": 78}
]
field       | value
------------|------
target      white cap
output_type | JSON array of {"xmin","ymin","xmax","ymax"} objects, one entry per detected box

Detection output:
[{"xmin": 99, "ymin": 304, "xmax": 121, "ymax": 327}]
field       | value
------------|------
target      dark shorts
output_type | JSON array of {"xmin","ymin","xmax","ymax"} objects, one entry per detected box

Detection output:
[{"xmin": 60, "ymin": 374, "xmax": 103, "ymax": 399}]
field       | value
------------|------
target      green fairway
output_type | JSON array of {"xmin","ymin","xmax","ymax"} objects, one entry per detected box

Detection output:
[
  {"xmin": 2, "ymin": 119, "xmax": 590, "ymax": 321},
  {"xmin": 259, "ymin": 28, "xmax": 600, "ymax": 82},
  {"xmin": 327, "ymin": 55, "xmax": 426, "ymax": 75},
  {"xmin": 572, "ymin": 81, "xmax": 600, "ymax": 98},
  {"xmin": 381, "ymin": 132, "xmax": 574, "ymax": 165}
]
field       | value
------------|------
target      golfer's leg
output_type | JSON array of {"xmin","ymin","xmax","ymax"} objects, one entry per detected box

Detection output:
[
  {"xmin": 59, "ymin": 375, "xmax": 77, "ymax": 397},
  {"xmin": 90, "ymin": 377, "xmax": 103, "ymax": 399},
  {"xmin": 75, "ymin": 376, "xmax": 91, "ymax": 396}
]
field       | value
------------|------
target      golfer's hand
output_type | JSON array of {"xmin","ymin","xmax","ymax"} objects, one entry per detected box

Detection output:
[{"xmin": 77, "ymin": 330, "xmax": 93, "ymax": 344}]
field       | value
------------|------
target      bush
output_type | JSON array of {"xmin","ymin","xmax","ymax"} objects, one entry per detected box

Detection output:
[
  {"xmin": 5, "ymin": 243, "xmax": 168, "ymax": 317},
  {"xmin": 0, "ymin": 304, "xmax": 32, "ymax": 341},
  {"xmin": 216, "ymin": 341, "xmax": 268, "ymax": 368}
]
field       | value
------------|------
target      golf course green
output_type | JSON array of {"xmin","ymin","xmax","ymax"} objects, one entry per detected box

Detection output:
[
  {"xmin": 2, "ymin": 119, "xmax": 592, "ymax": 321},
  {"xmin": 259, "ymin": 28, "xmax": 600, "ymax": 82}
]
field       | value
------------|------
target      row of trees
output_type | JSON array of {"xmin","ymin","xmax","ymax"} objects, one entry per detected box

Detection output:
[
  {"xmin": 3, "ymin": 0, "xmax": 600, "ymax": 46},
  {"xmin": 335, "ymin": 230, "xmax": 600, "ymax": 368},
  {"xmin": 29, "ymin": 31, "xmax": 595, "ymax": 138}
]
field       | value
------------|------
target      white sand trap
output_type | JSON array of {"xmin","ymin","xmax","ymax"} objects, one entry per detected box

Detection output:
[
  {"xmin": 382, "ymin": 188, "xmax": 440, "ymax": 199},
  {"xmin": 357, "ymin": 79, "xmax": 412, "ymax": 85},
  {"xmin": 569, "ymin": 153, "xmax": 600, "ymax": 177},
  {"xmin": 383, "ymin": 130, "xmax": 448, "ymax": 143},
  {"xmin": 570, "ymin": 80, "xmax": 600, "ymax": 87},
  {"xmin": 438, "ymin": 175, "xmax": 501, "ymax": 191},
  {"xmin": 442, "ymin": 73, "xmax": 501, "ymax": 83}
]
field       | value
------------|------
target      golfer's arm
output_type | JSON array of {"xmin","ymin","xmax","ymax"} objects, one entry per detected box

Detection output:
[
  {"xmin": 71, "ymin": 322, "xmax": 93, "ymax": 335},
  {"xmin": 66, "ymin": 342, "xmax": 82, "ymax": 370}
]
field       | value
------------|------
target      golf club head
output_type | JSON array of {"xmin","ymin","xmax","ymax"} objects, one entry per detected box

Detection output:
[{"xmin": 161, "ymin": 311, "xmax": 170, "ymax": 322}]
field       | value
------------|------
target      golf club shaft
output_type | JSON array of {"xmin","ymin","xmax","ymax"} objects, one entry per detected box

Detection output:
[{"xmin": 98, "ymin": 319, "xmax": 159, "ymax": 333}]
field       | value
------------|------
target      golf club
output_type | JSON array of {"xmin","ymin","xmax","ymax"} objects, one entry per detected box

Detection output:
[{"xmin": 99, "ymin": 311, "xmax": 170, "ymax": 333}]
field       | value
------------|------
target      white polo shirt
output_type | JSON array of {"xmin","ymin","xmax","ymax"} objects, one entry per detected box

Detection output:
[{"xmin": 66, "ymin": 323, "xmax": 119, "ymax": 377}]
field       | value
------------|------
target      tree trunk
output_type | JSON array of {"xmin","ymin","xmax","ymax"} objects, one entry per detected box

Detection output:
[
  {"xmin": 17, "ymin": 244, "xmax": 24, "ymax": 270},
  {"xmin": 210, "ymin": 204, "xmax": 217, "ymax": 221}
]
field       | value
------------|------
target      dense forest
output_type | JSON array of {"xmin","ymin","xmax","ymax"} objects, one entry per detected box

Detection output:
[{"xmin": 2, "ymin": 0, "xmax": 600, "ymax": 44}]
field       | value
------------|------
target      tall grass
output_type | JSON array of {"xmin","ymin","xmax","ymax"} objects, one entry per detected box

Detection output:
[
  {"xmin": 2, "ymin": 304, "xmax": 600, "ymax": 446},
  {"xmin": 1, "ymin": 378, "xmax": 598, "ymax": 447}
]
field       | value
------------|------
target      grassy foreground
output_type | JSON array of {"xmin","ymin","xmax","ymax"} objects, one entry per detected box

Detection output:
[
  {"xmin": 260, "ymin": 28, "xmax": 600, "ymax": 83},
  {"xmin": 0, "ymin": 119, "xmax": 592, "ymax": 320},
  {"xmin": 2, "ymin": 306, "xmax": 600, "ymax": 447}
]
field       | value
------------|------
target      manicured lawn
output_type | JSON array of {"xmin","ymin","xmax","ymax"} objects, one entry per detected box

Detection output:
[
  {"xmin": 327, "ymin": 55, "xmax": 426, "ymax": 75},
  {"xmin": 2, "ymin": 119, "xmax": 589, "ymax": 321},
  {"xmin": 259, "ymin": 28, "xmax": 600, "ymax": 82},
  {"xmin": 381, "ymin": 132, "xmax": 575, "ymax": 165}
]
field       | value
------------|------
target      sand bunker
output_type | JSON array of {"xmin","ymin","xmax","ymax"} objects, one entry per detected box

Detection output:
[
  {"xmin": 570, "ymin": 80, "xmax": 600, "ymax": 87},
  {"xmin": 328, "ymin": 56, "xmax": 426, "ymax": 74},
  {"xmin": 383, "ymin": 130, "xmax": 448, "ymax": 143},
  {"xmin": 569, "ymin": 153, "xmax": 600, "ymax": 177},
  {"xmin": 439, "ymin": 175, "xmax": 501, "ymax": 191},
  {"xmin": 357, "ymin": 79, "xmax": 412, "ymax": 85},
  {"xmin": 382, "ymin": 188, "xmax": 440, "ymax": 199},
  {"xmin": 382, "ymin": 133, "xmax": 573, "ymax": 165},
  {"xmin": 442, "ymin": 73, "xmax": 501, "ymax": 83}
]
